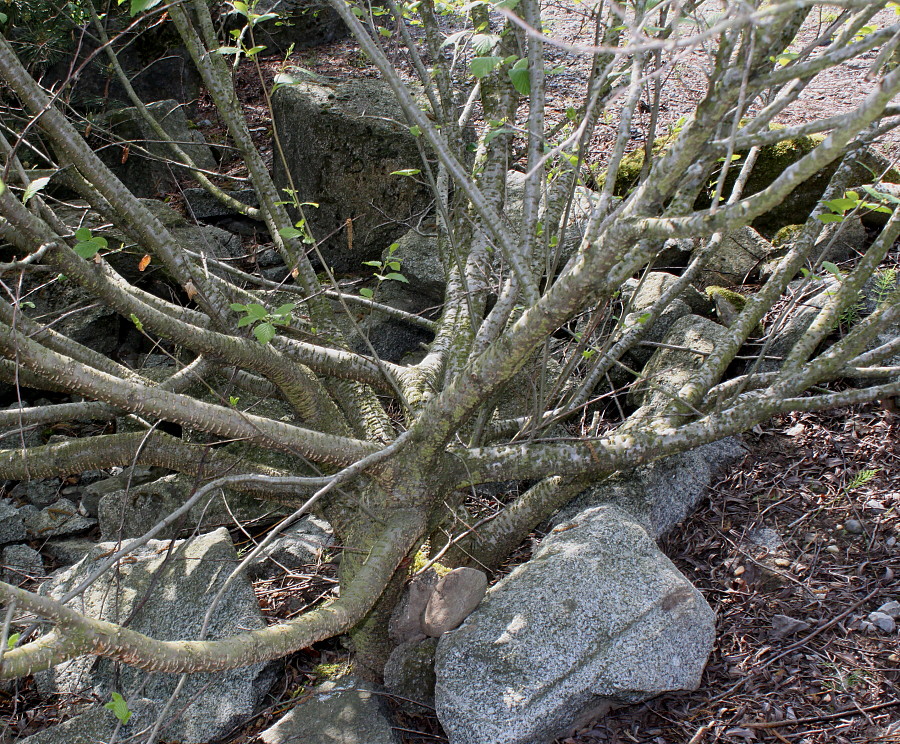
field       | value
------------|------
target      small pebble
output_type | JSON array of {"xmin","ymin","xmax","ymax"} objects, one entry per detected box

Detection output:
[
  {"xmin": 826, "ymin": 545, "xmax": 840, "ymax": 554},
  {"xmin": 844, "ymin": 519, "xmax": 864, "ymax": 534},
  {"xmin": 733, "ymin": 565, "xmax": 745, "ymax": 576},
  {"xmin": 887, "ymin": 536, "xmax": 897, "ymax": 548},
  {"xmin": 877, "ymin": 600, "xmax": 900, "ymax": 619},
  {"xmin": 774, "ymin": 558, "xmax": 791, "ymax": 568},
  {"xmin": 867, "ymin": 612, "xmax": 897, "ymax": 633}
]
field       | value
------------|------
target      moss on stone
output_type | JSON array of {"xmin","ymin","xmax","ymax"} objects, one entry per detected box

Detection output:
[
  {"xmin": 772, "ymin": 224, "xmax": 803, "ymax": 248},
  {"xmin": 704, "ymin": 285, "xmax": 748, "ymax": 311},
  {"xmin": 312, "ymin": 661, "xmax": 351, "ymax": 680}
]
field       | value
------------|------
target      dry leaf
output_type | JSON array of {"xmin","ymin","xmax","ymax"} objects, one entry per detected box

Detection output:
[
  {"xmin": 184, "ymin": 281, "xmax": 197, "ymax": 300},
  {"xmin": 138, "ymin": 254, "xmax": 151, "ymax": 272},
  {"xmin": 120, "ymin": 145, "xmax": 130, "ymax": 164}
]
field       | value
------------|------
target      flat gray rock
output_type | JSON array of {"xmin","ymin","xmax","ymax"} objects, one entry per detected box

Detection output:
[
  {"xmin": 557, "ymin": 437, "xmax": 745, "ymax": 539},
  {"xmin": 0, "ymin": 498, "xmax": 27, "ymax": 545},
  {"xmin": 259, "ymin": 676, "xmax": 399, "ymax": 744},
  {"xmin": 435, "ymin": 505, "xmax": 715, "ymax": 744},
  {"xmin": 37, "ymin": 528, "xmax": 273, "ymax": 743},
  {"xmin": 23, "ymin": 498, "xmax": 95, "ymax": 539},
  {"xmin": 2, "ymin": 543, "xmax": 44, "ymax": 585}
]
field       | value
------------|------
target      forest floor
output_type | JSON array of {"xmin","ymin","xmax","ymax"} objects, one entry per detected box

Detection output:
[
  {"xmin": 191, "ymin": 5, "xmax": 900, "ymax": 744},
  {"xmin": 209, "ymin": 6, "xmax": 900, "ymax": 744}
]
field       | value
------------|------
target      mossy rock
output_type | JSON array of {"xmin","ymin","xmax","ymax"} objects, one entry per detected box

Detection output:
[
  {"xmin": 773, "ymin": 223, "xmax": 804, "ymax": 248},
  {"xmin": 592, "ymin": 132, "xmax": 899, "ymax": 234}
]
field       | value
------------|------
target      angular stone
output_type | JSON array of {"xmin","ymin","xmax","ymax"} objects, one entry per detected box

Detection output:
[
  {"xmin": 102, "ymin": 99, "xmax": 217, "ymax": 198},
  {"xmin": 15, "ymin": 698, "xmax": 161, "ymax": 744},
  {"xmin": 384, "ymin": 637, "xmax": 439, "ymax": 709},
  {"xmin": 867, "ymin": 611, "xmax": 897, "ymax": 633},
  {"xmin": 699, "ymin": 226, "xmax": 774, "ymax": 287},
  {"xmin": 877, "ymin": 600, "xmax": 900, "ymax": 619},
  {"xmin": 557, "ymin": 437, "xmax": 745, "ymax": 539},
  {"xmin": 246, "ymin": 515, "xmax": 334, "ymax": 580},
  {"xmin": 0, "ymin": 499, "xmax": 28, "ymax": 545},
  {"xmin": 1, "ymin": 544, "xmax": 44, "ymax": 585},
  {"xmin": 98, "ymin": 473, "xmax": 275, "ymax": 540},
  {"xmin": 10, "ymin": 479, "xmax": 62, "ymax": 508},
  {"xmin": 272, "ymin": 79, "xmax": 430, "ymax": 273},
  {"xmin": 771, "ymin": 614, "xmax": 810, "ymax": 638},
  {"xmin": 435, "ymin": 505, "xmax": 715, "ymax": 744},
  {"xmin": 629, "ymin": 314, "xmax": 730, "ymax": 408},
  {"xmin": 23, "ymin": 498, "xmax": 95, "ymax": 539},
  {"xmin": 37, "ymin": 529, "xmax": 273, "ymax": 743},
  {"xmin": 258, "ymin": 676, "xmax": 399, "ymax": 744}
]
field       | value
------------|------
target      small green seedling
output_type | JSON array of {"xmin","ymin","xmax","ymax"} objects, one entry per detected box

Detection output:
[
  {"xmin": 359, "ymin": 243, "xmax": 408, "ymax": 298},
  {"xmin": 73, "ymin": 228, "xmax": 108, "ymax": 259},
  {"xmin": 230, "ymin": 302, "xmax": 296, "ymax": 345},
  {"xmin": 104, "ymin": 692, "xmax": 132, "ymax": 724}
]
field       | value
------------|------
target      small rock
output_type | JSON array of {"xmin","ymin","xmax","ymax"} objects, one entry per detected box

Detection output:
[
  {"xmin": 390, "ymin": 570, "xmax": 439, "ymax": 644},
  {"xmin": 867, "ymin": 612, "xmax": 897, "ymax": 633},
  {"xmin": 773, "ymin": 558, "xmax": 791, "ymax": 568},
  {"xmin": 876, "ymin": 600, "xmax": 900, "ymax": 619},
  {"xmin": 422, "ymin": 568, "xmax": 488, "ymax": 637},
  {"xmin": 844, "ymin": 519, "xmax": 864, "ymax": 535},
  {"xmin": 10, "ymin": 480, "xmax": 62, "ymax": 508},
  {"xmin": 1, "ymin": 544, "xmax": 45, "ymax": 584},
  {"xmin": 887, "ymin": 536, "xmax": 897, "ymax": 548},
  {"xmin": 0, "ymin": 499, "xmax": 28, "ymax": 545},
  {"xmin": 771, "ymin": 614, "xmax": 811, "ymax": 638},
  {"xmin": 826, "ymin": 545, "xmax": 840, "ymax": 554},
  {"xmin": 384, "ymin": 637, "xmax": 439, "ymax": 708},
  {"xmin": 23, "ymin": 498, "xmax": 96, "ymax": 539},
  {"xmin": 865, "ymin": 499, "xmax": 886, "ymax": 512},
  {"xmin": 745, "ymin": 526, "xmax": 783, "ymax": 552},
  {"xmin": 258, "ymin": 676, "xmax": 399, "ymax": 744}
]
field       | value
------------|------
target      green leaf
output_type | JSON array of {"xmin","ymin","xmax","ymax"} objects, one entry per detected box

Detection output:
[
  {"xmin": 229, "ymin": 395, "xmax": 240, "ymax": 407},
  {"xmin": 409, "ymin": 125, "xmax": 422, "ymax": 137},
  {"xmin": 387, "ymin": 243, "xmax": 400, "ymax": 255},
  {"xmin": 472, "ymin": 33, "xmax": 500, "ymax": 55},
  {"xmin": 7, "ymin": 633, "xmax": 19, "ymax": 649},
  {"xmin": 636, "ymin": 312, "xmax": 652, "ymax": 324},
  {"xmin": 237, "ymin": 315, "xmax": 255, "ymax": 327},
  {"xmin": 390, "ymin": 169, "xmax": 421, "ymax": 176},
  {"xmin": 823, "ymin": 197, "xmax": 857, "ymax": 212},
  {"xmin": 821, "ymin": 261, "xmax": 842, "ymax": 279},
  {"xmin": 216, "ymin": 46, "xmax": 244, "ymax": 56},
  {"xmin": 274, "ymin": 303, "xmax": 296, "ymax": 316},
  {"xmin": 384, "ymin": 272, "xmax": 409, "ymax": 283},
  {"xmin": 359, "ymin": 287, "xmax": 374, "ymax": 298},
  {"xmin": 378, "ymin": 26, "xmax": 392, "ymax": 36},
  {"xmin": 565, "ymin": 107, "xmax": 577, "ymax": 121},
  {"xmin": 386, "ymin": 261, "xmax": 401, "ymax": 271},
  {"xmin": 229, "ymin": 303, "xmax": 247, "ymax": 312},
  {"xmin": 75, "ymin": 227, "xmax": 92, "ymax": 242},
  {"xmin": 278, "ymin": 227, "xmax": 304, "ymax": 239},
  {"xmin": 817, "ymin": 213, "xmax": 844, "ymax": 223},
  {"xmin": 254, "ymin": 322, "xmax": 277, "ymax": 345},
  {"xmin": 246, "ymin": 45, "xmax": 267, "ymax": 56},
  {"xmin": 73, "ymin": 237, "xmax": 106, "ymax": 259},
  {"xmin": 470, "ymin": 56, "xmax": 502, "ymax": 79},
  {"xmin": 362, "ymin": 260, "xmax": 383, "ymax": 267},
  {"xmin": 484, "ymin": 127, "xmax": 513, "ymax": 145},
  {"xmin": 22, "ymin": 176, "xmax": 51, "ymax": 204},
  {"xmin": 105, "ymin": 693, "xmax": 132, "ymax": 725},
  {"xmin": 246, "ymin": 303, "xmax": 268, "ymax": 320},
  {"xmin": 129, "ymin": 313, "xmax": 143, "ymax": 332},
  {"xmin": 0, "ymin": 12, "xmax": 7, "ymax": 23},
  {"xmin": 129, "ymin": 0, "xmax": 163, "ymax": 15},
  {"xmin": 508, "ymin": 65, "xmax": 530, "ymax": 96}
]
